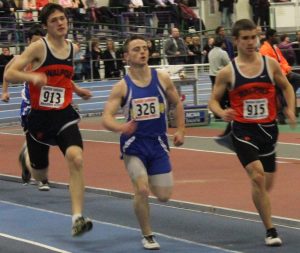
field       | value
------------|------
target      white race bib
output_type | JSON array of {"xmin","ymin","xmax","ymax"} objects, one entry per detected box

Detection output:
[
  {"xmin": 39, "ymin": 86, "xmax": 65, "ymax": 108},
  {"xmin": 132, "ymin": 97, "xmax": 160, "ymax": 121},
  {"xmin": 243, "ymin": 98, "xmax": 268, "ymax": 120}
]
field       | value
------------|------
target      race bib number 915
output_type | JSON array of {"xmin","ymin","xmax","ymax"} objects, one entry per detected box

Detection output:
[
  {"xmin": 243, "ymin": 98, "xmax": 268, "ymax": 120},
  {"xmin": 39, "ymin": 86, "xmax": 65, "ymax": 108},
  {"xmin": 132, "ymin": 97, "xmax": 160, "ymax": 121}
]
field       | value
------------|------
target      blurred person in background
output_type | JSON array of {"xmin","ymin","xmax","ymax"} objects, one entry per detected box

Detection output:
[
  {"xmin": 278, "ymin": 34, "xmax": 297, "ymax": 66},
  {"xmin": 260, "ymin": 28, "xmax": 300, "ymax": 123},
  {"xmin": 188, "ymin": 35, "xmax": 203, "ymax": 64},
  {"xmin": 164, "ymin": 27, "xmax": 194, "ymax": 65},
  {"xmin": 217, "ymin": 0, "xmax": 238, "ymax": 28},
  {"xmin": 101, "ymin": 39, "xmax": 122, "ymax": 79},
  {"xmin": 202, "ymin": 36, "xmax": 214, "ymax": 63},
  {"xmin": 90, "ymin": 39, "xmax": 102, "ymax": 80},
  {"xmin": 0, "ymin": 47, "xmax": 14, "ymax": 85},
  {"xmin": 215, "ymin": 25, "xmax": 235, "ymax": 60},
  {"xmin": 208, "ymin": 36, "xmax": 230, "ymax": 118},
  {"xmin": 147, "ymin": 39, "xmax": 161, "ymax": 65}
]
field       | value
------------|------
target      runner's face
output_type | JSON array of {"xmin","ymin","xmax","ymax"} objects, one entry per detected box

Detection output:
[
  {"xmin": 235, "ymin": 29, "xmax": 257, "ymax": 55},
  {"xmin": 126, "ymin": 39, "xmax": 149, "ymax": 66},
  {"xmin": 46, "ymin": 10, "xmax": 68, "ymax": 37}
]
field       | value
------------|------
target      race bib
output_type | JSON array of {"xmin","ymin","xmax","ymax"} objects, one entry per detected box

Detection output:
[
  {"xmin": 132, "ymin": 97, "xmax": 160, "ymax": 121},
  {"xmin": 39, "ymin": 86, "xmax": 65, "ymax": 108},
  {"xmin": 243, "ymin": 98, "xmax": 268, "ymax": 120}
]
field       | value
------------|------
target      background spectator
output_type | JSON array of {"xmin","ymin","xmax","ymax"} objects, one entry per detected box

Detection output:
[
  {"xmin": 256, "ymin": 25, "xmax": 266, "ymax": 49},
  {"xmin": 178, "ymin": 0, "xmax": 206, "ymax": 32},
  {"xmin": 101, "ymin": 39, "xmax": 122, "ymax": 79},
  {"xmin": 217, "ymin": 0, "xmax": 238, "ymax": 28},
  {"xmin": 155, "ymin": 0, "xmax": 180, "ymax": 35},
  {"xmin": 278, "ymin": 34, "xmax": 297, "ymax": 66},
  {"xmin": 0, "ymin": 0, "xmax": 16, "ymax": 42},
  {"xmin": 260, "ymin": 28, "xmax": 300, "ymax": 123},
  {"xmin": 208, "ymin": 36, "xmax": 230, "ymax": 117},
  {"xmin": 215, "ymin": 25, "xmax": 235, "ymax": 60},
  {"xmin": 0, "ymin": 47, "xmax": 14, "ymax": 85},
  {"xmin": 249, "ymin": 0, "xmax": 270, "ymax": 31},
  {"xmin": 189, "ymin": 35, "xmax": 203, "ymax": 64},
  {"xmin": 36, "ymin": 0, "xmax": 49, "ymax": 10},
  {"xmin": 73, "ymin": 41, "xmax": 85, "ymax": 81},
  {"xmin": 202, "ymin": 36, "xmax": 214, "ymax": 63},
  {"xmin": 90, "ymin": 39, "xmax": 102, "ymax": 80},
  {"xmin": 164, "ymin": 27, "xmax": 194, "ymax": 65},
  {"xmin": 293, "ymin": 31, "xmax": 300, "ymax": 65},
  {"xmin": 147, "ymin": 39, "xmax": 161, "ymax": 65}
]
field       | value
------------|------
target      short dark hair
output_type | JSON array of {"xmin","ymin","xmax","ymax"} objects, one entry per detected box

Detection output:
[
  {"xmin": 265, "ymin": 28, "xmax": 277, "ymax": 39},
  {"xmin": 27, "ymin": 24, "xmax": 46, "ymax": 40},
  {"xmin": 39, "ymin": 3, "xmax": 67, "ymax": 25},
  {"xmin": 232, "ymin": 19, "xmax": 256, "ymax": 37},
  {"xmin": 214, "ymin": 36, "xmax": 224, "ymax": 47},
  {"xmin": 215, "ymin": 26, "xmax": 224, "ymax": 35},
  {"xmin": 123, "ymin": 35, "xmax": 147, "ymax": 53}
]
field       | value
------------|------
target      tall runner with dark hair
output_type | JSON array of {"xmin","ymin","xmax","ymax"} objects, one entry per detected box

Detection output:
[
  {"xmin": 5, "ymin": 3, "xmax": 93, "ymax": 236},
  {"xmin": 209, "ymin": 19, "xmax": 296, "ymax": 247}
]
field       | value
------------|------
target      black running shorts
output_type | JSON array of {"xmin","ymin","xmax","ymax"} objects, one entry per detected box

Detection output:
[{"xmin": 231, "ymin": 121, "xmax": 278, "ymax": 172}]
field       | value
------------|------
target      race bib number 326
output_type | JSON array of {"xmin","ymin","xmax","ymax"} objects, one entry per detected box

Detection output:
[
  {"xmin": 39, "ymin": 86, "xmax": 65, "ymax": 108},
  {"xmin": 243, "ymin": 98, "xmax": 268, "ymax": 120},
  {"xmin": 132, "ymin": 97, "xmax": 160, "ymax": 121}
]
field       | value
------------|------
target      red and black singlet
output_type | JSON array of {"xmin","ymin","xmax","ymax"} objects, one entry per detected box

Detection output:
[
  {"xmin": 29, "ymin": 38, "xmax": 74, "ymax": 110},
  {"xmin": 229, "ymin": 56, "xmax": 277, "ymax": 124}
]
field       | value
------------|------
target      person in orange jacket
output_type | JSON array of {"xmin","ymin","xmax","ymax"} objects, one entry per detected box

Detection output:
[{"xmin": 260, "ymin": 28, "xmax": 300, "ymax": 123}]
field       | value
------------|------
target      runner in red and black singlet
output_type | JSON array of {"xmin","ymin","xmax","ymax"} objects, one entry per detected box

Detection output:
[
  {"xmin": 209, "ymin": 19, "xmax": 296, "ymax": 247},
  {"xmin": 5, "ymin": 3, "xmax": 93, "ymax": 237},
  {"xmin": 229, "ymin": 55, "xmax": 277, "ymax": 124},
  {"xmin": 29, "ymin": 37, "xmax": 74, "ymax": 111}
]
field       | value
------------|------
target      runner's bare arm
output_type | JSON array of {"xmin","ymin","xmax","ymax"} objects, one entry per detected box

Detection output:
[
  {"xmin": 209, "ymin": 66, "xmax": 236, "ymax": 121},
  {"xmin": 102, "ymin": 80, "xmax": 137, "ymax": 135},
  {"xmin": 5, "ymin": 41, "xmax": 47, "ymax": 86},
  {"xmin": 72, "ymin": 81, "xmax": 92, "ymax": 100},
  {"xmin": 270, "ymin": 58, "xmax": 296, "ymax": 127},
  {"xmin": 158, "ymin": 71, "xmax": 185, "ymax": 146}
]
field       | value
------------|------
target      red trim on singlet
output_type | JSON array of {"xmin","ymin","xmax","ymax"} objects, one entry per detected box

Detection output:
[
  {"xmin": 29, "ymin": 64, "xmax": 74, "ymax": 110},
  {"xmin": 229, "ymin": 82, "xmax": 277, "ymax": 123}
]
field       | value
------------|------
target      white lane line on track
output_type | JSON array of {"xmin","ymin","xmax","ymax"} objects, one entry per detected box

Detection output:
[
  {"xmin": 79, "ymin": 128, "xmax": 300, "ymax": 146},
  {"xmin": 0, "ymin": 200, "xmax": 242, "ymax": 253},
  {"xmin": 1, "ymin": 180, "xmax": 300, "ymax": 230},
  {"xmin": 0, "ymin": 233, "xmax": 72, "ymax": 253},
  {"xmin": 0, "ymin": 130, "xmax": 300, "ymax": 162}
]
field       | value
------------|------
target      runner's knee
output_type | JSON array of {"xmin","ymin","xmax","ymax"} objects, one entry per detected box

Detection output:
[
  {"xmin": 136, "ymin": 186, "xmax": 150, "ymax": 199},
  {"xmin": 250, "ymin": 170, "xmax": 265, "ymax": 189},
  {"xmin": 65, "ymin": 146, "xmax": 83, "ymax": 169},
  {"xmin": 151, "ymin": 186, "xmax": 172, "ymax": 202}
]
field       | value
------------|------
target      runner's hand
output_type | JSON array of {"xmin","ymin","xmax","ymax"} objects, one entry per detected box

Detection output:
[
  {"xmin": 222, "ymin": 108, "xmax": 236, "ymax": 122},
  {"xmin": 76, "ymin": 88, "xmax": 92, "ymax": 100},
  {"xmin": 120, "ymin": 120, "xmax": 137, "ymax": 136},
  {"xmin": 173, "ymin": 130, "xmax": 184, "ymax": 147},
  {"xmin": 31, "ymin": 73, "xmax": 47, "ymax": 87},
  {"xmin": 284, "ymin": 108, "xmax": 297, "ymax": 129}
]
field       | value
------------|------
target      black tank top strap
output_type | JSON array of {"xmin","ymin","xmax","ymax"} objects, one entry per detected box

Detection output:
[{"xmin": 41, "ymin": 38, "xmax": 73, "ymax": 66}]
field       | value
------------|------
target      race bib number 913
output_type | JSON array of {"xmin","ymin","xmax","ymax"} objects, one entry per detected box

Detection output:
[
  {"xmin": 132, "ymin": 97, "xmax": 160, "ymax": 121},
  {"xmin": 243, "ymin": 98, "xmax": 268, "ymax": 120},
  {"xmin": 39, "ymin": 86, "xmax": 65, "ymax": 108}
]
